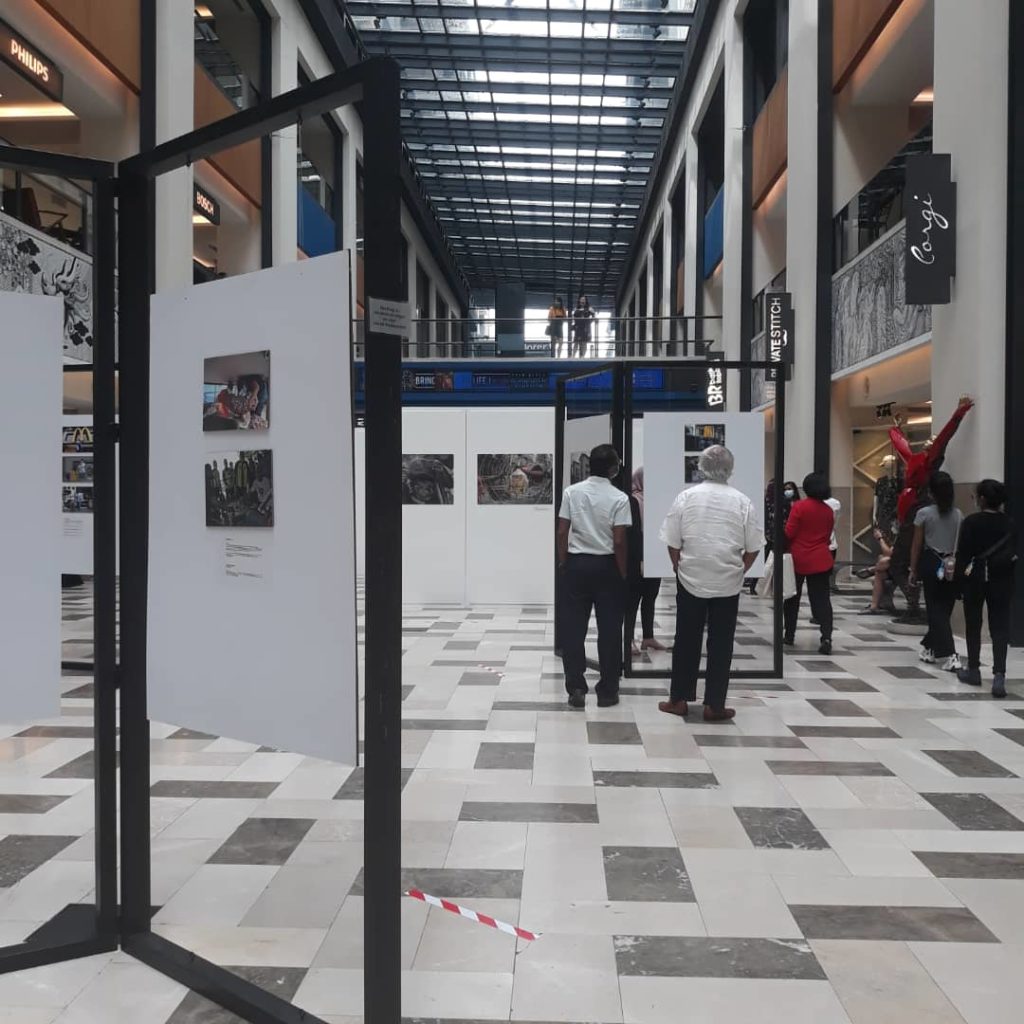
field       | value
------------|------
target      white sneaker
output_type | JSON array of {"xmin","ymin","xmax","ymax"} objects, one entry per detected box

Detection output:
[
  {"xmin": 942, "ymin": 654, "xmax": 962, "ymax": 672},
  {"xmin": 919, "ymin": 648, "xmax": 936, "ymax": 664}
]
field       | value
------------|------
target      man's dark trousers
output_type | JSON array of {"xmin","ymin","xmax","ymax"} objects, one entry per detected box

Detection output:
[
  {"xmin": 669, "ymin": 582, "xmax": 740, "ymax": 709},
  {"xmin": 560, "ymin": 554, "xmax": 625, "ymax": 698}
]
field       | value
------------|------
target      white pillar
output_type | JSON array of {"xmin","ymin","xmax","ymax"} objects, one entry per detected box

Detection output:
[
  {"xmin": 784, "ymin": 0, "xmax": 820, "ymax": 476},
  {"xmin": 271, "ymin": 19, "xmax": 298, "ymax": 265},
  {"xmin": 930, "ymin": 0, "xmax": 1008, "ymax": 482},
  {"xmin": 154, "ymin": 0, "xmax": 193, "ymax": 291},
  {"xmin": 722, "ymin": 11, "xmax": 745, "ymax": 408}
]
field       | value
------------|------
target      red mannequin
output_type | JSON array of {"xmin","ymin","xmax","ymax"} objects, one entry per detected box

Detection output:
[{"xmin": 889, "ymin": 396, "xmax": 974, "ymax": 524}]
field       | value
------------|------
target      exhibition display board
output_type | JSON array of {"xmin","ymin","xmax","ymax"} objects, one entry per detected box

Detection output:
[
  {"xmin": 148, "ymin": 253, "xmax": 358, "ymax": 764},
  {"xmin": 0, "ymin": 292, "xmax": 62, "ymax": 725}
]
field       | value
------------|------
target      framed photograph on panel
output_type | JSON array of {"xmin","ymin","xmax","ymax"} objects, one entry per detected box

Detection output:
[{"xmin": 203, "ymin": 350, "xmax": 270, "ymax": 431}]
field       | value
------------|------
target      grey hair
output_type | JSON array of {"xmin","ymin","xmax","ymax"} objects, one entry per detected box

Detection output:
[{"xmin": 697, "ymin": 444, "xmax": 734, "ymax": 483}]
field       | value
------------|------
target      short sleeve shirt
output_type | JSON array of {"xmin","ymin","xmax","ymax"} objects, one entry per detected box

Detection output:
[
  {"xmin": 914, "ymin": 504, "xmax": 963, "ymax": 554},
  {"xmin": 559, "ymin": 477, "xmax": 632, "ymax": 555},
  {"xmin": 659, "ymin": 482, "xmax": 763, "ymax": 598}
]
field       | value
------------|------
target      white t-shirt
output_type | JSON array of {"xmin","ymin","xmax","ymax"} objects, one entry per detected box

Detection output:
[
  {"xmin": 659, "ymin": 481, "xmax": 763, "ymax": 598},
  {"xmin": 559, "ymin": 477, "xmax": 632, "ymax": 555}
]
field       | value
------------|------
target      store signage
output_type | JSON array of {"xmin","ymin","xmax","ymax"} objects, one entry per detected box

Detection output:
[
  {"xmin": 706, "ymin": 363, "xmax": 725, "ymax": 409},
  {"xmin": 367, "ymin": 297, "xmax": 410, "ymax": 339},
  {"xmin": 905, "ymin": 153, "xmax": 956, "ymax": 305},
  {"xmin": 0, "ymin": 19, "xmax": 63, "ymax": 102},
  {"xmin": 193, "ymin": 185, "xmax": 221, "ymax": 225},
  {"xmin": 766, "ymin": 291, "xmax": 794, "ymax": 382}
]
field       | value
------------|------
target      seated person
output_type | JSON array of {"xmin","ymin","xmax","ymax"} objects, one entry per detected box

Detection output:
[{"xmin": 858, "ymin": 527, "xmax": 896, "ymax": 615}]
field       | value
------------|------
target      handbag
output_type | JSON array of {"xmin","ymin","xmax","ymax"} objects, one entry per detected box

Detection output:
[
  {"xmin": 781, "ymin": 553, "xmax": 797, "ymax": 600},
  {"xmin": 965, "ymin": 530, "xmax": 1016, "ymax": 580},
  {"xmin": 756, "ymin": 551, "xmax": 797, "ymax": 600},
  {"xmin": 756, "ymin": 552, "xmax": 775, "ymax": 597}
]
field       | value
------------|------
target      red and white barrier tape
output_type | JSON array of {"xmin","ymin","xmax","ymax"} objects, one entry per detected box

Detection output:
[{"xmin": 405, "ymin": 889, "xmax": 540, "ymax": 942}]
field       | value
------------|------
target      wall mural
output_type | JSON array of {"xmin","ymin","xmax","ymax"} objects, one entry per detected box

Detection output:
[
  {"xmin": 832, "ymin": 222, "xmax": 931, "ymax": 373},
  {"xmin": 0, "ymin": 211, "xmax": 94, "ymax": 362}
]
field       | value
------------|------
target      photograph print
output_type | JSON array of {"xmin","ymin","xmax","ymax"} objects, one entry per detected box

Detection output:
[
  {"xmin": 63, "ymin": 485, "xmax": 94, "ymax": 514},
  {"xmin": 203, "ymin": 350, "xmax": 270, "ymax": 432},
  {"xmin": 402, "ymin": 454, "xmax": 455, "ymax": 505},
  {"xmin": 684, "ymin": 423, "xmax": 727, "ymax": 452},
  {"xmin": 684, "ymin": 455, "xmax": 704, "ymax": 485},
  {"xmin": 205, "ymin": 449, "xmax": 274, "ymax": 528},
  {"xmin": 62, "ymin": 425, "xmax": 94, "ymax": 454},
  {"xmin": 569, "ymin": 451, "xmax": 591, "ymax": 485},
  {"xmin": 477, "ymin": 453, "xmax": 553, "ymax": 505},
  {"xmin": 63, "ymin": 455, "xmax": 94, "ymax": 483}
]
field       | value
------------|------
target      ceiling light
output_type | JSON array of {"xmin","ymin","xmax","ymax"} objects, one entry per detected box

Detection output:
[
  {"xmin": 195, "ymin": 4, "xmax": 214, "ymax": 18},
  {"xmin": 0, "ymin": 103, "xmax": 75, "ymax": 120},
  {"xmin": 913, "ymin": 87, "xmax": 934, "ymax": 105},
  {"xmin": 906, "ymin": 415, "xmax": 933, "ymax": 425}
]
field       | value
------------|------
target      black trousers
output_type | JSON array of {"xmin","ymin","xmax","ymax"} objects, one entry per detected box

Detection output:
[
  {"xmin": 919, "ymin": 551, "xmax": 957, "ymax": 658},
  {"xmin": 669, "ymin": 583, "xmax": 739, "ymax": 709},
  {"xmin": 963, "ymin": 575, "xmax": 1013, "ymax": 673},
  {"xmin": 560, "ymin": 554, "xmax": 625, "ymax": 697},
  {"xmin": 626, "ymin": 576, "xmax": 661, "ymax": 640},
  {"xmin": 889, "ymin": 520, "xmax": 921, "ymax": 610},
  {"xmin": 783, "ymin": 570, "xmax": 833, "ymax": 642}
]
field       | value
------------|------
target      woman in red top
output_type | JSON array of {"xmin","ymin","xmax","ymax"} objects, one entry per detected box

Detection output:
[{"xmin": 784, "ymin": 473, "xmax": 836, "ymax": 655}]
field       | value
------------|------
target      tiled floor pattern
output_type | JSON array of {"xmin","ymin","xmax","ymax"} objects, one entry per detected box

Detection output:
[{"xmin": 2, "ymin": 587, "xmax": 1024, "ymax": 1021}]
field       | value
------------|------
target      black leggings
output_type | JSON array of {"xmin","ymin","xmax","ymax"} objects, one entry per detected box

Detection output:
[
  {"xmin": 627, "ymin": 577, "xmax": 662, "ymax": 640},
  {"xmin": 784, "ymin": 570, "xmax": 833, "ymax": 642},
  {"xmin": 919, "ymin": 551, "xmax": 958, "ymax": 659},
  {"xmin": 963, "ymin": 575, "xmax": 1014, "ymax": 673}
]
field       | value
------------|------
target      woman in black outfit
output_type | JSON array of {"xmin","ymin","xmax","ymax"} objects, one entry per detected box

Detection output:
[
  {"xmin": 955, "ymin": 479, "xmax": 1017, "ymax": 698},
  {"xmin": 626, "ymin": 468, "xmax": 667, "ymax": 656}
]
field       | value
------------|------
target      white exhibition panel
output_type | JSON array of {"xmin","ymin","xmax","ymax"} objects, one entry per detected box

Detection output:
[
  {"xmin": 0, "ymin": 293, "xmax": 62, "ymax": 724},
  {"xmin": 402, "ymin": 408, "xmax": 468, "ymax": 605},
  {"xmin": 466, "ymin": 407, "xmax": 555, "ymax": 605},
  {"xmin": 148, "ymin": 254, "xmax": 358, "ymax": 764},
  {"xmin": 561, "ymin": 413, "xmax": 611, "ymax": 494},
  {"xmin": 642, "ymin": 412, "xmax": 766, "ymax": 580}
]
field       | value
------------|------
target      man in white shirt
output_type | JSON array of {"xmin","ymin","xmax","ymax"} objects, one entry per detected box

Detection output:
[
  {"xmin": 557, "ymin": 444, "xmax": 632, "ymax": 708},
  {"xmin": 658, "ymin": 445, "xmax": 763, "ymax": 722}
]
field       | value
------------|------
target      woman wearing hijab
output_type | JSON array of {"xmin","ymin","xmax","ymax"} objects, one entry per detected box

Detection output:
[{"xmin": 626, "ymin": 468, "xmax": 667, "ymax": 655}]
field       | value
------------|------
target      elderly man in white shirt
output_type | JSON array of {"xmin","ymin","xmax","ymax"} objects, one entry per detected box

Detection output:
[
  {"xmin": 658, "ymin": 445, "xmax": 763, "ymax": 722},
  {"xmin": 557, "ymin": 444, "xmax": 632, "ymax": 709}
]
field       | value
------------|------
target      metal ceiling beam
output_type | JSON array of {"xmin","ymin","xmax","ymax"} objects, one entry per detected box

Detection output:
[
  {"xmin": 349, "ymin": 4, "xmax": 696, "ymax": 27},
  {"xmin": 400, "ymin": 76, "xmax": 677, "ymax": 101},
  {"xmin": 401, "ymin": 124, "xmax": 663, "ymax": 147},
  {"xmin": 400, "ymin": 98, "xmax": 666, "ymax": 121}
]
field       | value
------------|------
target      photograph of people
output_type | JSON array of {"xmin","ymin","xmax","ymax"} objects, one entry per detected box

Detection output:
[
  {"xmin": 477, "ymin": 454, "xmax": 553, "ymax": 505},
  {"xmin": 402, "ymin": 455, "xmax": 455, "ymax": 505},
  {"xmin": 205, "ymin": 450, "xmax": 274, "ymax": 527},
  {"xmin": 203, "ymin": 351, "xmax": 271, "ymax": 431}
]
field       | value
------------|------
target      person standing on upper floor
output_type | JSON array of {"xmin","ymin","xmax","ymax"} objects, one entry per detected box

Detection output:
[
  {"xmin": 783, "ymin": 473, "xmax": 836, "ymax": 656},
  {"xmin": 547, "ymin": 296, "xmax": 567, "ymax": 358},
  {"xmin": 910, "ymin": 471, "xmax": 963, "ymax": 673},
  {"xmin": 556, "ymin": 444, "xmax": 632, "ymax": 709},
  {"xmin": 571, "ymin": 295, "xmax": 596, "ymax": 357},
  {"xmin": 955, "ymin": 479, "xmax": 1018, "ymax": 698},
  {"xmin": 657, "ymin": 446, "xmax": 762, "ymax": 723}
]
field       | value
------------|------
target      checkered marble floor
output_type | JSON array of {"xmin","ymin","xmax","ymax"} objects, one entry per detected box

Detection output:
[{"xmin": 3, "ymin": 586, "xmax": 1024, "ymax": 1022}]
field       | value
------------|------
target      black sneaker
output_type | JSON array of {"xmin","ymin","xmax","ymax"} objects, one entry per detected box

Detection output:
[
  {"xmin": 597, "ymin": 694, "xmax": 620, "ymax": 708},
  {"xmin": 568, "ymin": 689, "xmax": 586, "ymax": 709},
  {"xmin": 783, "ymin": 635, "xmax": 795, "ymax": 646},
  {"xmin": 819, "ymin": 639, "xmax": 832, "ymax": 656},
  {"xmin": 993, "ymin": 673, "xmax": 1007, "ymax": 699}
]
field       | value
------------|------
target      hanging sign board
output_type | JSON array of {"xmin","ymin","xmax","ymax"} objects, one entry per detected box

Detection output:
[
  {"xmin": 368, "ymin": 297, "xmax": 410, "ymax": 339},
  {"xmin": 0, "ymin": 19, "xmax": 63, "ymax": 102},
  {"xmin": 193, "ymin": 184, "xmax": 221, "ymax": 225},
  {"xmin": 766, "ymin": 291, "xmax": 794, "ymax": 382},
  {"xmin": 905, "ymin": 153, "xmax": 956, "ymax": 305}
]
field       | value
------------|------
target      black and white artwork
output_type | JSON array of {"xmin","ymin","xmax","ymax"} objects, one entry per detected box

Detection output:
[
  {"xmin": 402, "ymin": 454, "xmax": 455, "ymax": 505},
  {"xmin": 203, "ymin": 351, "xmax": 271, "ymax": 431},
  {"xmin": 832, "ymin": 223, "xmax": 932, "ymax": 373},
  {"xmin": 477, "ymin": 454, "xmax": 553, "ymax": 505},
  {"xmin": 685, "ymin": 424, "xmax": 727, "ymax": 452},
  {"xmin": 684, "ymin": 456, "xmax": 704, "ymax": 485},
  {"xmin": 62, "ymin": 485, "xmax": 94, "ymax": 514},
  {"xmin": 205, "ymin": 450, "xmax": 274, "ymax": 528},
  {"xmin": 0, "ymin": 215, "xmax": 93, "ymax": 361},
  {"xmin": 63, "ymin": 455, "xmax": 94, "ymax": 483},
  {"xmin": 569, "ymin": 451, "xmax": 591, "ymax": 484}
]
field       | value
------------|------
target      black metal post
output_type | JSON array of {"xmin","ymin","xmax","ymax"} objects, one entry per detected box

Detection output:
[
  {"xmin": 359, "ymin": 58, "xmax": 405, "ymax": 1024},
  {"xmin": 553, "ymin": 378, "xmax": 566, "ymax": 655},
  {"xmin": 621, "ymin": 363, "xmax": 635, "ymax": 676},
  {"xmin": 773, "ymin": 373, "xmax": 788, "ymax": 677}
]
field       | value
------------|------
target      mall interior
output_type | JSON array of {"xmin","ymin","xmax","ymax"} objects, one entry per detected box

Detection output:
[{"xmin": 3, "ymin": 0, "xmax": 1024, "ymax": 1022}]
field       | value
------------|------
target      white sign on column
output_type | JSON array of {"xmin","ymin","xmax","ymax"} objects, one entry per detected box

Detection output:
[{"xmin": 368, "ymin": 297, "xmax": 411, "ymax": 339}]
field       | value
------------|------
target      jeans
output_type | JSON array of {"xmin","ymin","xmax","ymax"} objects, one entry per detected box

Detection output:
[
  {"xmin": 783, "ymin": 570, "xmax": 833, "ymax": 642},
  {"xmin": 963, "ymin": 575, "xmax": 1014, "ymax": 673},
  {"xmin": 626, "ymin": 576, "xmax": 661, "ymax": 640},
  {"xmin": 669, "ymin": 583, "xmax": 740, "ymax": 709},
  {"xmin": 560, "ymin": 554, "xmax": 625, "ymax": 697},
  {"xmin": 919, "ymin": 551, "xmax": 958, "ymax": 659}
]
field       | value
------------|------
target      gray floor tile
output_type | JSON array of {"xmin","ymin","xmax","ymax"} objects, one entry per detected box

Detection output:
[
  {"xmin": 402, "ymin": 720, "xmax": 490, "ymax": 731},
  {"xmin": 0, "ymin": 794, "xmax": 69, "ymax": 813},
  {"xmin": 789, "ymin": 726, "xmax": 900, "ymax": 739},
  {"xmin": 931, "ymin": 691, "xmax": 1024, "ymax": 701},
  {"xmin": 789, "ymin": 904, "xmax": 998, "ymax": 942},
  {"xmin": 459, "ymin": 802, "xmax": 598, "ymax": 823},
  {"xmin": 603, "ymin": 846, "xmax": 694, "ymax": 902},
  {"xmin": 150, "ymin": 780, "xmax": 279, "ymax": 799},
  {"xmin": 766, "ymin": 760, "xmax": 894, "ymax": 777},
  {"xmin": 735, "ymin": 807, "xmax": 830, "ymax": 850},
  {"xmin": 209, "ymin": 817, "xmax": 316, "ymax": 866},
  {"xmin": 15, "ymin": 725, "xmax": 97, "ymax": 738},
  {"xmin": 921, "ymin": 792, "xmax": 1024, "ymax": 831},
  {"xmin": 820, "ymin": 678, "xmax": 880, "ymax": 693},
  {"xmin": 807, "ymin": 699, "xmax": 872, "ymax": 718},
  {"xmin": 613, "ymin": 935, "xmax": 826, "ymax": 980},
  {"xmin": 593, "ymin": 771, "xmax": 718, "ymax": 789},
  {"xmin": 168, "ymin": 728, "xmax": 218, "ymax": 740},
  {"xmin": 586, "ymin": 721, "xmax": 642, "ymax": 745},
  {"xmin": 165, "ymin": 967, "xmax": 307, "ymax": 1024},
  {"xmin": 44, "ymin": 751, "xmax": 105, "ymax": 779},
  {"xmin": 798, "ymin": 661, "xmax": 845, "ymax": 673},
  {"xmin": 694, "ymin": 734, "xmax": 807, "ymax": 748},
  {"xmin": 0, "ymin": 835, "xmax": 78, "ymax": 887},
  {"xmin": 996, "ymin": 728, "xmax": 1024, "ymax": 746},
  {"xmin": 459, "ymin": 671, "xmax": 501, "ymax": 686},
  {"xmin": 914, "ymin": 851, "xmax": 1024, "ymax": 879},
  {"xmin": 492, "ymin": 701, "xmax": 577, "ymax": 712},
  {"xmin": 351, "ymin": 867, "xmax": 522, "ymax": 899},
  {"xmin": 445, "ymin": 641, "xmax": 479, "ymax": 651},
  {"xmin": 475, "ymin": 742, "xmax": 535, "ymax": 770},
  {"xmin": 884, "ymin": 665, "xmax": 938, "ymax": 679},
  {"xmin": 924, "ymin": 749, "xmax": 1018, "ymax": 779}
]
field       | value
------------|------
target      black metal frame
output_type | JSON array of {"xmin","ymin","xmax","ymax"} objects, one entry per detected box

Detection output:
[
  {"xmin": 0, "ymin": 146, "xmax": 119, "ymax": 975},
  {"xmin": 554, "ymin": 357, "xmax": 788, "ymax": 682},
  {"xmin": 0, "ymin": 56, "xmax": 405, "ymax": 1024}
]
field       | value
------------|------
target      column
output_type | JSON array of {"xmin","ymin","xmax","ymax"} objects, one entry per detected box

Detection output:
[
  {"xmin": 722, "ymin": 11, "xmax": 745, "ymax": 407},
  {"xmin": 271, "ymin": 18, "xmax": 298, "ymax": 265},
  {"xmin": 930, "ymin": 0, "xmax": 1009, "ymax": 483}
]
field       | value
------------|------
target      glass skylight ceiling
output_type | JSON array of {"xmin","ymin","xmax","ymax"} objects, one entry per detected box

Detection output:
[{"xmin": 346, "ymin": 0, "xmax": 696, "ymax": 304}]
